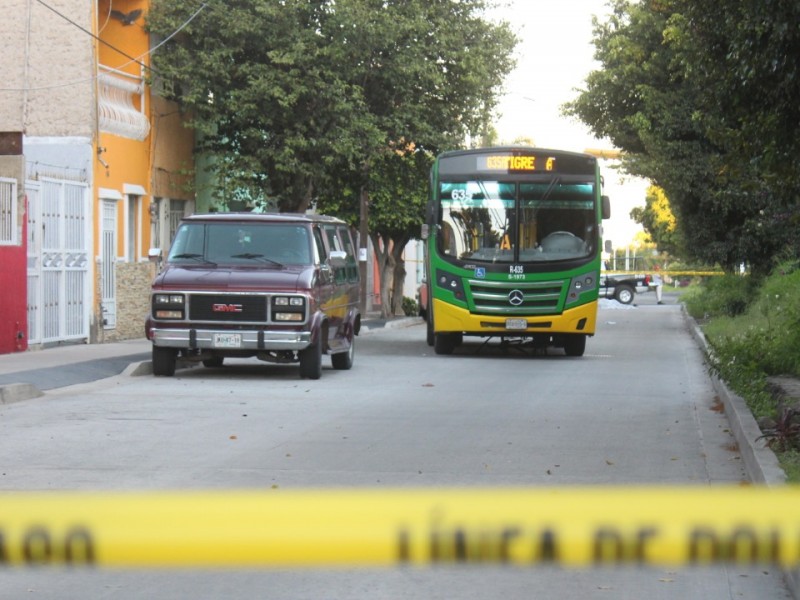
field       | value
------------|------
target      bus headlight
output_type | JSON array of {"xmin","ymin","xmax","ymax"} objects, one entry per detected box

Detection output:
[{"xmin": 435, "ymin": 270, "xmax": 466, "ymax": 301}]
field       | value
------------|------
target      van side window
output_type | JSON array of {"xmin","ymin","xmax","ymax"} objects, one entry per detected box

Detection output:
[
  {"xmin": 323, "ymin": 225, "xmax": 346, "ymax": 284},
  {"xmin": 337, "ymin": 225, "xmax": 359, "ymax": 283},
  {"xmin": 313, "ymin": 227, "xmax": 327, "ymax": 263}
]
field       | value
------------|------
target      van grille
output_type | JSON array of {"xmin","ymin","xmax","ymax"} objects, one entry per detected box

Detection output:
[{"xmin": 189, "ymin": 294, "xmax": 268, "ymax": 322}]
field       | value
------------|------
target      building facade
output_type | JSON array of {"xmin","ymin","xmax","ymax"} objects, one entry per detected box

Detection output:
[{"xmin": 0, "ymin": 0, "xmax": 194, "ymax": 353}]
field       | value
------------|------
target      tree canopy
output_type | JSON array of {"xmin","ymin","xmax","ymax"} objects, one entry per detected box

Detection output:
[
  {"xmin": 147, "ymin": 0, "xmax": 516, "ymax": 213},
  {"xmin": 565, "ymin": 0, "xmax": 800, "ymax": 275},
  {"xmin": 148, "ymin": 0, "xmax": 517, "ymax": 315}
]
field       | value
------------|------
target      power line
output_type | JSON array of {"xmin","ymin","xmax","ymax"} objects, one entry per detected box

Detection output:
[
  {"xmin": 0, "ymin": 2, "xmax": 207, "ymax": 93},
  {"xmin": 35, "ymin": 0, "xmax": 151, "ymax": 73}
]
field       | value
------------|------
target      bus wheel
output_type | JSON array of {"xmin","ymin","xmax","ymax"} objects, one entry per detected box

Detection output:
[
  {"xmin": 434, "ymin": 333, "xmax": 457, "ymax": 355},
  {"xmin": 564, "ymin": 334, "xmax": 586, "ymax": 357},
  {"xmin": 426, "ymin": 314, "xmax": 434, "ymax": 346}
]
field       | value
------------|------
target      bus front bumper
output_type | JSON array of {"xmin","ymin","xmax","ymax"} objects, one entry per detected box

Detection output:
[{"xmin": 432, "ymin": 298, "xmax": 597, "ymax": 336}]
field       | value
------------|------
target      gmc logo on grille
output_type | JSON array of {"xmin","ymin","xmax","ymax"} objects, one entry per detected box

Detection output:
[{"xmin": 212, "ymin": 303, "xmax": 243, "ymax": 313}]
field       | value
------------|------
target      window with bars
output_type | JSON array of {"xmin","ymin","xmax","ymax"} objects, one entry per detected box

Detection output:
[{"xmin": 0, "ymin": 178, "xmax": 18, "ymax": 245}]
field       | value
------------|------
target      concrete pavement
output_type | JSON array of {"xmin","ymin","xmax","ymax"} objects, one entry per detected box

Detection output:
[{"xmin": 0, "ymin": 315, "xmax": 420, "ymax": 403}]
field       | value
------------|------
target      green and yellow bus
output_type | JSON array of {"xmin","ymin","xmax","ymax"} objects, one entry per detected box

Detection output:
[{"xmin": 422, "ymin": 147, "xmax": 610, "ymax": 356}]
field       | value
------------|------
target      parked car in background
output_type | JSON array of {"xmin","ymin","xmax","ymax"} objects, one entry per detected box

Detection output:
[{"xmin": 598, "ymin": 273, "xmax": 650, "ymax": 304}]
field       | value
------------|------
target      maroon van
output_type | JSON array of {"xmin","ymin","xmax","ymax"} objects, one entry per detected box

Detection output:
[{"xmin": 145, "ymin": 212, "xmax": 360, "ymax": 379}]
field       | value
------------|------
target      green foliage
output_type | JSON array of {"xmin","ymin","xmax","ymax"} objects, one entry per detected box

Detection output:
[
  {"xmin": 148, "ymin": 0, "xmax": 517, "ymax": 216},
  {"xmin": 565, "ymin": 0, "xmax": 800, "ymax": 275},
  {"xmin": 757, "ymin": 407, "xmax": 800, "ymax": 453},
  {"xmin": 629, "ymin": 186, "xmax": 681, "ymax": 255},
  {"xmin": 692, "ymin": 262, "xmax": 800, "ymax": 424},
  {"xmin": 683, "ymin": 274, "xmax": 756, "ymax": 319},
  {"xmin": 401, "ymin": 296, "xmax": 418, "ymax": 317}
]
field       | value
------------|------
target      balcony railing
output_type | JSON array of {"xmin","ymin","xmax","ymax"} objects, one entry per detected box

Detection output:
[{"xmin": 97, "ymin": 64, "xmax": 151, "ymax": 141}]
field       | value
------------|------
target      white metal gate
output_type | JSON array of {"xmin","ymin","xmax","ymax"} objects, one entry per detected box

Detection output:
[
  {"xmin": 26, "ymin": 178, "xmax": 91, "ymax": 345},
  {"xmin": 101, "ymin": 200, "xmax": 118, "ymax": 328}
]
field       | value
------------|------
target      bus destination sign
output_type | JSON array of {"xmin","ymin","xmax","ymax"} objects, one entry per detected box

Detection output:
[{"xmin": 478, "ymin": 154, "xmax": 556, "ymax": 173}]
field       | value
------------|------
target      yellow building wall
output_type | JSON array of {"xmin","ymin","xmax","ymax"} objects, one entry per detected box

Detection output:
[{"xmin": 91, "ymin": 0, "xmax": 194, "ymax": 342}]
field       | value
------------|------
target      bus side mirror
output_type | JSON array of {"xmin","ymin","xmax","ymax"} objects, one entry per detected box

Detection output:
[{"xmin": 601, "ymin": 195, "xmax": 611, "ymax": 220}]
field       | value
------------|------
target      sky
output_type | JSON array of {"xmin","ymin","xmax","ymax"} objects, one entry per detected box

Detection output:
[{"xmin": 489, "ymin": 0, "xmax": 649, "ymax": 248}]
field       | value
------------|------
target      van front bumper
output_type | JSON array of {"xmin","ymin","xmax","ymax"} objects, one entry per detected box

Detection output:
[{"xmin": 151, "ymin": 327, "xmax": 312, "ymax": 351}]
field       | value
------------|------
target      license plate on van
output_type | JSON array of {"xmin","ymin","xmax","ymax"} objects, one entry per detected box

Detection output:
[
  {"xmin": 214, "ymin": 333, "xmax": 242, "ymax": 348},
  {"xmin": 505, "ymin": 318, "xmax": 528, "ymax": 330}
]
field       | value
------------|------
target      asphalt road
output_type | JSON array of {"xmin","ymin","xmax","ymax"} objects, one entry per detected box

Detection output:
[{"xmin": 0, "ymin": 296, "xmax": 792, "ymax": 599}]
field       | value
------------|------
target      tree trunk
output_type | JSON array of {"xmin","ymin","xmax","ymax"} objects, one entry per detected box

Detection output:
[
  {"xmin": 369, "ymin": 233, "xmax": 394, "ymax": 319},
  {"xmin": 389, "ymin": 233, "xmax": 411, "ymax": 315}
]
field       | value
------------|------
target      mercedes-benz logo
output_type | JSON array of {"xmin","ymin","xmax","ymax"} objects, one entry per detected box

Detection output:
[{"xmin": 508, "ymin": 289, "xmax": 524, "ymax": 306}]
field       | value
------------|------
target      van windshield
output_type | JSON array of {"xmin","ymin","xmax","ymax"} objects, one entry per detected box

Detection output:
[{"xmin": 168, "ymin": 222, "xmax": 312, "ymax": 266}]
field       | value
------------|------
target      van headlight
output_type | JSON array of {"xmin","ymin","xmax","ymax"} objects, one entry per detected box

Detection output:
[{"xmin": 272, "ymin": 296, "xmax": 306, "ymax": 322}]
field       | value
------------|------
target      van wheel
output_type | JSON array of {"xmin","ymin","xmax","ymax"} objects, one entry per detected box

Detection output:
[
  {"xmin": 299, "ymin": 342, "xmax": 322, "ymax": 379},
  {"xmin": 564, "ymin": 334, "xmax": 586, "ymax": 357},
  {"xmin": 152, "ymin": 346, "xmax": 177, "ymax": 376},
  {"xmin": 202, "ymin": 356, "xmax": 224, "ymax": 368},
  {"xmin": 331, "ymin": 337, "xmax": 355, "ymax": 370}
]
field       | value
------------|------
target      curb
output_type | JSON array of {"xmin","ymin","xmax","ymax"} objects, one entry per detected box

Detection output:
[
  {"xmin": 0, "ymin": 382, "xmax": 43, "ymax": 404},
  {"xmin": 683, "ymin": 305, "xmax": 798, "ymax": 597},
  {"xmin": 360, "ymin": 316, "xmax": 423, "ymax": 333}
]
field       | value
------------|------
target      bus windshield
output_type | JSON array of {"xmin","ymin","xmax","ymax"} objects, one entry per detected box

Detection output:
[{"xmin": 438, "ymin": 178, "xmax": 596, "ymax": 263}]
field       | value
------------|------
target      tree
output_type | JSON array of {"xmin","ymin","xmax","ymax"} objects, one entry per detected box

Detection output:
[
  {"xmin": 148, "ymin": 0, "xmax": 382, "ymax": 212},
  {"xmin": 564, "ymin": 0, "xmax": 800, "ymax": 274},
  {"xmin": 149, "ymin": 0, "xmax": 517, "ymax": 316},
  {"xmin": 630, "ymin": 185, "xmax": 680, "ymax": 256}
]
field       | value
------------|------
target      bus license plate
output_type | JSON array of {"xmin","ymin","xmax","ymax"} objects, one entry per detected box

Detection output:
[
  {"xmin": 214, "ymin": 333, "xmax": 242, "ymax": 348},
  {"xmin": 505, "ymin": 318, "xmax": 528, "ymax": 330}
]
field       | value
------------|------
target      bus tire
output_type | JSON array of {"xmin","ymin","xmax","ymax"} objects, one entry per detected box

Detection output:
[
  {"xmin": 152, "ymin": 346, "xmax": 177, "ymax": 376},
  {"xmin": 426, "ymin": 315, "xmax": 435, "ymax": 346},
  {"xmin": 563, "ymin": 334, "xmax": 586, "ymax": 357},
  {"xmin": 434, "ymin": 333, "xmax": 457, "ymax": 355}
]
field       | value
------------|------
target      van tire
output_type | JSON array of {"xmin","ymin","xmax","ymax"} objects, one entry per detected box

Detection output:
[
  {"xmin": 152, "ymin": 346, "xmax": 177, "ymax": 376},
  {"xmin": 299, "ymin": 342, "xmax": 322, "ymax": 379},
  {"xmin": 331, "ymin": 338, "xmax": 355, "ymax": 370}
]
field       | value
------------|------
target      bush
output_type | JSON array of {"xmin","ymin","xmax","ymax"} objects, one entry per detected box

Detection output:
[
  {"xmin": 683, "ymin": 273, "xmax": 757, "ymax": 319},
  {"xmin": 401, "ymin": 296, "xmax": 418, "ymax": 317},
  {"xmin": 697, "ymin": 262, "xmax": 800, "ymax": 419}
]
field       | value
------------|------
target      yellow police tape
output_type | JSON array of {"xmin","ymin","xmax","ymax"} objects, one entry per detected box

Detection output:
[{"xmin": 2, "ymin": 486, "xmax": 800, "ymax": 568}]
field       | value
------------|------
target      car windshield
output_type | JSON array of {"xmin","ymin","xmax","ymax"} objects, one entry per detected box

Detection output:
[{"xmin": 168, "ymin": 222, "xmax": 312, "ymax": 266}]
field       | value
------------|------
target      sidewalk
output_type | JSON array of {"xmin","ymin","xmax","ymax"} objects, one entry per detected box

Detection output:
[
  {"xmin": 0, "ymin": 338, "xmax": 152, "ymax": 402},
  {"xmin": 0, "ymin": 315, "xmax": 421, "ymax": 404}
]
